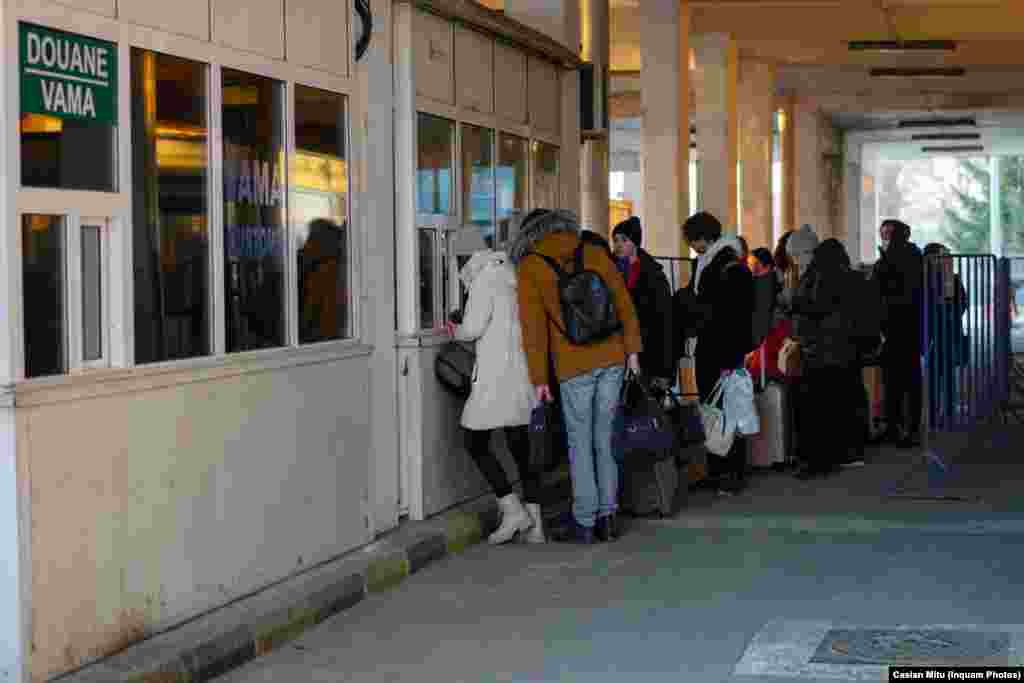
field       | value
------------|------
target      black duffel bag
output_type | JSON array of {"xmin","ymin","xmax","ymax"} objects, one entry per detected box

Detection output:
[{"xmin": 435, "ymin": 341, "xmax": 476, "ymax": 399}]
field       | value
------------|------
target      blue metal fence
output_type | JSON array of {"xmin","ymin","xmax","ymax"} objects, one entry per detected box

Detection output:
[{"xmin": 922, "ymin": 253, "xmax": 1011, "ymax": 434}]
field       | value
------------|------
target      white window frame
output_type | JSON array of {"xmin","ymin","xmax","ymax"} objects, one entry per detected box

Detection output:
[
  {"xmin": 15, "ymin": 212, "xmax": 116, "ymax": 378},
  {"xmin": 395, "ymin": 4, "xmax": 568, "ymax": 336},
  {"xmin": 7, "ymin": 2, "xmax": 361, "ymax": 382},
  {"xmin": 290, "ymin": 81, "xmax": 356, "ymax": 346}
]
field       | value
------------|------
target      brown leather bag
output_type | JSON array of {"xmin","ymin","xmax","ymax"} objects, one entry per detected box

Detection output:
[{"xmin": 778, "ymin": 337, "xmax": 803, "ymax": 378}]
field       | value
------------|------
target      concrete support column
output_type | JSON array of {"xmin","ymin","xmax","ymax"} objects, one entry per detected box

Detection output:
[
  {"xmin": 579, "ymin": 0, "xmax": 609, "ymax": 236},
  {"xmin": 779, "ymin": 94, "xmax": 796, "ymax": 238},
  {"xmin": 793, "ymin": 96, "xmax": 828, "ymax": 238},
  {"xmin": 991, "ymin": 155, "xmax": 1003, "ymax": 257},
  {"xmin": 357, "ymin": 0, "xmax": 399, "ymax": 535},
  {"xmin": 692, "ymin": 32, "xmax": 738, "ymax": 233},
  {"xmin": 641, "ymin": 0, "xmax": 690, "ymax": 258},
  {"xmin": 737, "ymin": 59, "xmax": 775, "ymax": 250}
]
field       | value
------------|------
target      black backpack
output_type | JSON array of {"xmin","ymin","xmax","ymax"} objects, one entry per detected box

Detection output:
[{"xmin": 531, "ymin": 241, "xmax": 623, "ymax": 346}]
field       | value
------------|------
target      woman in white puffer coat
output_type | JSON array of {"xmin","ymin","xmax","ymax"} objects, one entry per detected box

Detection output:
[{"xmin": 446, "ymin": 248, "xmax": 544, "ymax": 544}]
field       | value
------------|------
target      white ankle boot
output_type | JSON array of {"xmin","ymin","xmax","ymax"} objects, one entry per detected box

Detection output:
[
  {"xmin": 488, "ymin": 493, "xmax": 532, "ymax": 545},
  {"xmin": 521, "ymin": 503, "xmax": 546, "ymax": 544}
]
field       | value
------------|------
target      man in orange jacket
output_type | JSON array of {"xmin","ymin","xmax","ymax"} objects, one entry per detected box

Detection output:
[{"xmin": 509, "ymin": 209, "xmax": 642, "ymax": 544}]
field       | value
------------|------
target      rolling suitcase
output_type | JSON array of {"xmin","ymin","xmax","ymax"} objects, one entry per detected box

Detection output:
[
  {"xmin": 621, "ymin": 451, "xmax": 679, "ymax": 518},
  {"xmin": 748, "ymin": 346, "xmax": 792, "ymax": 468}
]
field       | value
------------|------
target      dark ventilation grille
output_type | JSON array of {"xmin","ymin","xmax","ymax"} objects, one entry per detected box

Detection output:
[
  {"xmin": 911, "ymin": 133, "xmax": 982, "ymax": 141},
  {"xmin": 920, "ymin": 145, "xmax": 985, "ymax": 153},
  {"xmin": 898, "ymin": 118, "xmax": 976, "ymax": 128},
  {"xmin": 849, "ymin": 40, "xmax": 957, "ymax": 52},
  {"xmin": 870, "ymin": 67, "xmax": 966, "ymax": 78}
]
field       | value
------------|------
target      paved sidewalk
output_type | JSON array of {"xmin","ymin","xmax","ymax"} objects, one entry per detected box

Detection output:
[{"xmin": 211, "ymin": 522, "xmax": 1024, "ymax": 683}]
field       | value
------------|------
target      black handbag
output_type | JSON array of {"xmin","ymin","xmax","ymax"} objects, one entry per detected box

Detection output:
[
  {"xmin": 528, "ymin": 402, "xmax": 566, "ymax": 470},
  {"xmin": 435, "ymin": 341, "xmax": 476, "ymax": 399},
  {"xmin": 662, "ymin": 389, "xmax": 706, "ymax": 446},
  {"xmin": 612, "ymin": 372, "xmax": 675, "ymax": 458}
]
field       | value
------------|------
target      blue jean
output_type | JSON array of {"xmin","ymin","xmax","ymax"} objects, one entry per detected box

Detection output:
[{"xmin": 560, "ymin": 365, "xmax": 625, "ymax": 527}]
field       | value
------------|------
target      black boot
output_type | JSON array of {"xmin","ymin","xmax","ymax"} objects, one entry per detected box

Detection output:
[{"xmin": 595, "ymin": 514, "xmax": 620, "ymax": 542}]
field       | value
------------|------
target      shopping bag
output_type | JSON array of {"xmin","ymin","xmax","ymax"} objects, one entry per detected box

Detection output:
[
  {"xmin": 723, "ymin": 368, "xmax": 760, "ymax": 436},
  {"xmin": 612, "ymin": 372, "xmax": 675, "ymax": 456},
  {"xmin": 701, "ymin": 377, "xmax": 735, "ymax": 457}
]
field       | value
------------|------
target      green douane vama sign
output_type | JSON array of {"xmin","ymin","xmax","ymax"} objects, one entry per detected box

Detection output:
[{"xmin": 19, "ymin": 23, "xmax": 117, "ymax": 124}]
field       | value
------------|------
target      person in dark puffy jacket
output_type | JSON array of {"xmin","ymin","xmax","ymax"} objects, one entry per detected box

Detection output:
[
  {"xmin": 682, "ymin": 211, "xmax": 754, "ymax": 494},
  {"xmin": 612, "ymin": 216, "xmax": 675, "ymax": 385},
  {"xmin": 872, "ymin": 219, "xmax": 924, "ymax": 447},
  {"xmin": 790, "ymin": 238, "xmax": 863, "ymax": 478}
]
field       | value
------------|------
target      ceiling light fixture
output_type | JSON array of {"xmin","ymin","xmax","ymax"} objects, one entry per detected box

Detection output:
[
  {"xmin": 898, "ymin": 117, "xmax": 976, "ymax": 128},
  {"xmin": 849, "ymin": 40, "xmax": 957, "ymax": 53},
  {"xmin": 920, "ymin": 145, "xmax": 985, "ymax": 153},
  {"xmin": 870, "ymin": 67, "xmax": 966, "ymax": 78},
  {"xmin": 911, "ymin": 133, "xmax": 982, "ymax": 142}
]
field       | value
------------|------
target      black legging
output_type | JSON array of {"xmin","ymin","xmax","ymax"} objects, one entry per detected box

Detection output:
[
  {"xmin": 464, "ymin": 425, "xmax": 541, "ymax": 504},
  {"xmin": 883, "ymin": 345, "xmax": 923, "ymax": 437}
]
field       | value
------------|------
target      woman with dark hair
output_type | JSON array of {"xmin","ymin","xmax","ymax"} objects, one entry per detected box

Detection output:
[{"xmin": 682, "ymin": 211, "xmax": 754, "ymax": 494}]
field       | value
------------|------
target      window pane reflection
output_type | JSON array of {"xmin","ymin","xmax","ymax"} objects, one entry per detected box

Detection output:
[
  {"xmin": 417, "ymin": 113, "xmax": 453, "ymax": 215},
  {"xmin": 497, "ymin": 133, "xmax": 527, "ymax": 221},
  {"xmin": 531, "ymin": 141, "xmax": 559, "ymax": 210},
  {"xmin": 419, "ymin": 230, "xmax": 436, "ymax": 330},
  {"xmin": 462, "ymin": 125, "xmax": 495, "ymax": 246},
  {"xmin": 223, "ymin": 68, "xmax": 286, "ymax": 352},
  {"xmin": 22, "ymin": 214, "xmax": 66, "ymax": 378},
  {"xmin": 294, "ymin": 85, "xmax": 349, "ymax": 344},
  {"xmin": 131, "ymin": 49, "xmax": 210, "ymax": 363}
]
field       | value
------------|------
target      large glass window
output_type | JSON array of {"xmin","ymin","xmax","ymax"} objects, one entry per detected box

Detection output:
[
  {"xmin": 293, "ymin": 85, "xmax": 349, "ymax": 344},
  {"xmin": 222, "ymin": 69, "xmax": 286, "ymax": 353},
  {"xmin": 19, "ymin": 24, "xmax": 118, "ymax": 192},
  {"xmin": 462, "ymin": 125, "xmax": 495, "ymax": 246},
  {"xmin": 131, "ymin": 49, "xmax": 210, "ymax": 363},
  {"xmin": 417, "ymin": 113, "xmax": 453, "ymax": 215},
  {"xmin": 497, "ymin": 132, "xmax": 528, "ymax": 221},
  {"xmin": 531, "ymin": 141, "xmax": 559, "ymax": 210},
  {"xmin": 22, "ymin": 215, "xmax": 66, "ymax": 378}
]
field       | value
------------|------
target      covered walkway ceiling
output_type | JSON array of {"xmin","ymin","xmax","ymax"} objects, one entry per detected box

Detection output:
[{"xmin": 605, "ymin": 0, "xmax": 1024, "ymax": 131}]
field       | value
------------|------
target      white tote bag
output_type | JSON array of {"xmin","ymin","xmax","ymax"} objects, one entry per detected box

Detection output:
[
  {"xmin": 724, "ymin": 368, "xmax": 760, "ymax": 436},
  {"xmin": 701, "ymin": 376, "xmax": 735, "ymax": 457}
]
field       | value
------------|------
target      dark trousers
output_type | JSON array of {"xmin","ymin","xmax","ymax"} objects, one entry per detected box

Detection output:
[
  {"xmin": 464, "ymin": 425, "xmax": 541, "ymax": 504},
  {"xmin": 798, "ymin": 365, "xmax": 863, "ymax": 471},
  {"xmin": 696, "ymin": 363, "xmax": 747, "ymax": 483},
  {"xmin": 883, "ymin": 348, "xmax": 923, "ymax": 437}
]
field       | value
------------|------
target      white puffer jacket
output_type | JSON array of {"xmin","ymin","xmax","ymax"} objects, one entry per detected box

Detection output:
[{"xmin": 453, "ymin": 250, "xmax": 537, "ymax": 430}]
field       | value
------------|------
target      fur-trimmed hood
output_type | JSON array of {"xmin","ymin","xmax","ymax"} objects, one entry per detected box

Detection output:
[{"xmin": 507, "ymin": 209, "xmax": 581, "ymax": 265}]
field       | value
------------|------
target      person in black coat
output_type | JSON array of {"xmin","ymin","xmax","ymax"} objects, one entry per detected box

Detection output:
[
  {"xmin": 872, "ymin": 219, "xmax": 924, "ymax": 447},
  {"xmin": 790, "ymin": 238, "xmax": 864, "ymax": 478},
  {"xmin": 612, "ymin": 217, "xmax": 675, "ymax": 386},
  {"xmin": 682, "ymin": 211, "xmax": 754, "ymax": 493}
]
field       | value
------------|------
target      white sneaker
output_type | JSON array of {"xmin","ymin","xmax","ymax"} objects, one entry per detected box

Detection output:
[
  {"xmin": 488, "ymin": 493, "xmax": 532, "ymax": 545},
  {"xmin": 521, "ymin": 503, "xmax": 547, "ymax": 544}
]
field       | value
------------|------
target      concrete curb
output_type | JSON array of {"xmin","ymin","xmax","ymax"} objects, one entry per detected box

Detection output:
[{"xmin": 56, "ymin": 497, "xmax": 500, "ymax": 683}]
